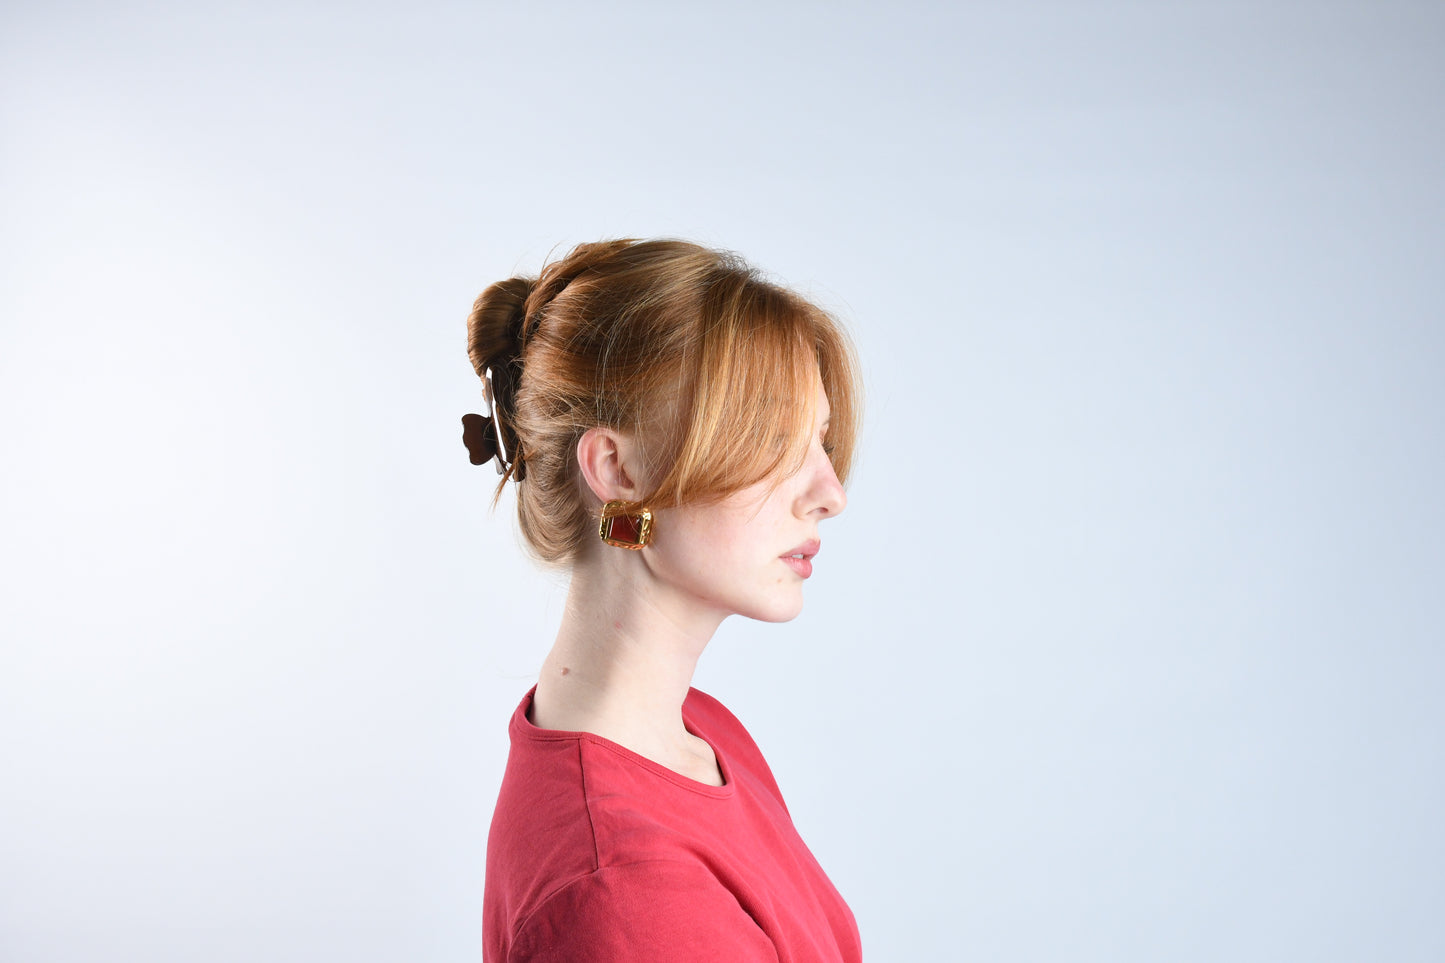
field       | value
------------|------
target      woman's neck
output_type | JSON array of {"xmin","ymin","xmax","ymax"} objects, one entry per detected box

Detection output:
[{"xmin": 529, "ymin": 552, "xmax": 726, "ymax": 783}]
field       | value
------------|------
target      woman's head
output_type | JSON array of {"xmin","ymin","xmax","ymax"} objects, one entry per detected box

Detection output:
[{"xmin": 465, "ymin": 238, "xmax": 861, "ymax": 565}]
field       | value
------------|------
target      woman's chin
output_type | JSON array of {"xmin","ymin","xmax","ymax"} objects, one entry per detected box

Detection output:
[{"xmin": 740, "ymin": 595, "xmax": 806, "ymax": 624}]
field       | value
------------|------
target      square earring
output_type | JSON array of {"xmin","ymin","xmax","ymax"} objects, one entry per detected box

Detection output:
[{"xmin": 599, "ymin": 501, "xmax": 652, "ymax": 549}]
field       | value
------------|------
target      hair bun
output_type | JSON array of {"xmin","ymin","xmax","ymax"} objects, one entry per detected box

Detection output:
[
  {"xmin": 465, "ymin": 276, "xmax": 534, "ymax": 481},
  {"xmin": 466, "ymin": 276, "xmax": 532, "ymax": 378}
]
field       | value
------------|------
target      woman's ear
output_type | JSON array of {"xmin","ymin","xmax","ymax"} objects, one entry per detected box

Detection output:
[{"xmin": 576, "ymin": 427, "xmax": 648, "ymax": 503}]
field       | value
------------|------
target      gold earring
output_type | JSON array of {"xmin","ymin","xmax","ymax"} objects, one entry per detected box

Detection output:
[{"xmin": 599, "ymin": 500, "xmax": 653, "ymax": 550}]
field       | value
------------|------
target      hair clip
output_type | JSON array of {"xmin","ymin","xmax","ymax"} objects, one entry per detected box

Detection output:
[
  {"xmin": 461, "ymin": 412, "xmax": 501, "ymax": 468},
  {"xmin": 463, "ymin": 366, "xmax": 524, "ymax": 478}
]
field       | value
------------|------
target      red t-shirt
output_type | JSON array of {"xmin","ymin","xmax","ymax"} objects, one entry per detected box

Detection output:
[{"xmin": 483, "ymin": 686, "xmax": 862, "ymax": 962}]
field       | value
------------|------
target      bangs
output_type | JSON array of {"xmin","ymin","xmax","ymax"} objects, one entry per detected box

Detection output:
[{"xmin": 646, "ymin": 271, "xmax": 861, "ymax": 507}]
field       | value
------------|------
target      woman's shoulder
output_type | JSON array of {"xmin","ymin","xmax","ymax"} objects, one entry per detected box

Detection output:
[
  {"xmin": 508, "ymin": 859, "xmax": 780, "ymax": 962},
  {"xmin": 487, "ymin": 688, "xmax": 738, "ymax": 888}
]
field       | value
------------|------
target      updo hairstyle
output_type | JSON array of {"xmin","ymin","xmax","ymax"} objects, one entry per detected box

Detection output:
[{"xmin": 466, "ymin": 239, "xmax": 860, "ymax": 565}]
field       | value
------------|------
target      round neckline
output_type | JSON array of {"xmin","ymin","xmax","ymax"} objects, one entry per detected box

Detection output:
[{"xmin": 513, "ymin": 686, "xmax": 735, "ymax": 798}]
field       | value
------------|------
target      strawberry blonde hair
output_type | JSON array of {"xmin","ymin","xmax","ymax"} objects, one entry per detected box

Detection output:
[{"xmin": 466, "ymin": 239, "xmax": 861, "ymax": 564}]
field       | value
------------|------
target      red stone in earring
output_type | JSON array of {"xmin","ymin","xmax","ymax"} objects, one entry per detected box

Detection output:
[{"xmin": 599, "ymin": 500, "xmax": 653, "ymax": 549}]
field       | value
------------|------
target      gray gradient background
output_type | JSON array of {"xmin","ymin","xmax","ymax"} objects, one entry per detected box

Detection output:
[{"xmin": 2, "ymin": 2, "xmax": 1442, "ymax": 961}]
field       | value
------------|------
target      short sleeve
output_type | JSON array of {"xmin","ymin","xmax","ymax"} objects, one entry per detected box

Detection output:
[{"xmin": 509, "ymin": 860, "xmax": 780, "ymax": 963}]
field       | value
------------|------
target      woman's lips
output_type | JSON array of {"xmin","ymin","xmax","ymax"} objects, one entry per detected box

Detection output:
[
  {"xmin": 780, "ymin": 541, "xmax": 819, "ymax": 579},
  {"xmin": 781, "ymin": 555, "xmax": 814, "ymax": 578}
]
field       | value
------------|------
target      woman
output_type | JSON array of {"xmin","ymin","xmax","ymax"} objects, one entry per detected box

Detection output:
[{"xmin": 463, "ymin": 239, "xmax": 863, "ymax": 962}]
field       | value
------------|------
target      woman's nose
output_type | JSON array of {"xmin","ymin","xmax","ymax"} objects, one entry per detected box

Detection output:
[{"xmin": 805, "ymin": 450, "xmax": 847, "ymax": 518}]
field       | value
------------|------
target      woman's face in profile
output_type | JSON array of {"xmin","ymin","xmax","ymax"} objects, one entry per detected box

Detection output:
[{"xmin": 643, "ymin": 381, "xmax": 846, "ymax": 625}]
